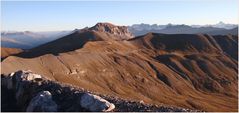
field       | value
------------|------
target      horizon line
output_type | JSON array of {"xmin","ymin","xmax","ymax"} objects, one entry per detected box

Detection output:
[{"xmin": 2, "ymin": 22, "xmax": 238, "ymax": 32}]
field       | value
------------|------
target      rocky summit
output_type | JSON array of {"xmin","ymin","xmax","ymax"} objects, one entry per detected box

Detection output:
[{"xmin": 88, "ymin": 22, "xmax": 134, "ymax": 40}]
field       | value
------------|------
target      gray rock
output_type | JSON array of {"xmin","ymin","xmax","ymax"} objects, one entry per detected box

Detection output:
[
  {"xmin": 12, "ymin": 71, "xmax": 43, "ymax": 103},
  {"xmin": 15, "ymin": 70, "xmax": 42, "ymax": 82},
  {"xmin": 6, "ymin": 72, "xmax": 14, "ymax": 89},
  {"xmin": 26, "ymin": 91, "xmax": 57, "ymax": 112},
  {"xmin": 80, "ymin": 93, "xmax": 115, "ymax": 112}
]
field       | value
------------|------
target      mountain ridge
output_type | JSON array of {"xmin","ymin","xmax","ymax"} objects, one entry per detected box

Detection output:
[
  {"xmin": 2, "ymin": 22, "xmax": 237, "ymax": 49},
  {"xmin": 1, "ymin": 22, "xmax": 238, "ymax": 112},
  {"xmin": 128, "ymin": 24, "xmax": 238, "ymax": 36}
]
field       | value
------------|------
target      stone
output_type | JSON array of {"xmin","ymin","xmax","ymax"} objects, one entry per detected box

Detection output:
[
  {"xmin": 140, "ymin": 100, "xmax": 144, "ymax": 104},
  {"xmin": 80, "ymin": 93, "xmax": 115, "ymax": 112},
  {"xmin": 22, "ymin": 72, "xmax": 42, "ymax": 82},
  {"xmin": 12, "ymin": 71, "xmax": 42, "ymax": 100},
  {"xmin": 9, "ymin": 72, "xmax": 15, "ymax": 77},
  {"xmin": 26, "ymin": 91, "xmax": 57, "ymax": 112},
  {"xmin": 14, "ymin": 70, "xmax": 43, "ymax": 89},
  {"xmin": 26, "ymin": 73, "xmax": 42, "ymax": 81},
  {"xmin": 14, "ymin": 70, "xmax": 42, "ymax": 82}
]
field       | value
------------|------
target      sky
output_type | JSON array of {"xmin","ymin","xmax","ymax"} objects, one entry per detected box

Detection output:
[{"xmin": 1, "ymin": 0, "xmax": 238, "ymax": 31}]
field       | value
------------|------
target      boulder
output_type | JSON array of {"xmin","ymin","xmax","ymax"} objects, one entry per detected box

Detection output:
[
  {"xmin": 80, "ymin": 93, "xmax": 115, "ymax": 112},
  {"xmin": 13, "ymin": 70, "xmax": 43, "ymax": 90},
  {"xmin": 26, "ymin": 91, "xmax": 57, "ymax": 112},
  {"xmin": 9, "ymin": 70, "xmax": 45, "ymax": 110},
  {"xmin": 14, "ymin": 70, "xmax": 43, "ymax": 82}
]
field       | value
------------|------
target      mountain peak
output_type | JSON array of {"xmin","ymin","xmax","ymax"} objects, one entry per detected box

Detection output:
[
  {"xmin": 94, "ymin": 22, "xmax": 116, "ymax": 27},
  {"xmin": 217, "ymin": 21, "xmax": 225, "ymax": 25},
  {"xmin": 88, "ymin": 22, "xmax": 134, "ymax": 39}
]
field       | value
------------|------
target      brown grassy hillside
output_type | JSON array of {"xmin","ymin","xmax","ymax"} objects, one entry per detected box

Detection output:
[
  {"xmin": 1, "ymin": 47, "xmax": 23, "ymax": 60},
  {"xmin": 1, "ymin": 24, "xmax": 238, "ymax": 112}
]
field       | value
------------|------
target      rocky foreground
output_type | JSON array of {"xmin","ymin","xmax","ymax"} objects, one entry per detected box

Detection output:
[{"xmin": 1, "ymin": 70, "xmax": 197, "ymax": 112}]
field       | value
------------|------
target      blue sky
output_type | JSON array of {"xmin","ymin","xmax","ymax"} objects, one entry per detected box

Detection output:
[{"xmin": 1, "ymin": 0, "xmax": 238, "ymax": 31}]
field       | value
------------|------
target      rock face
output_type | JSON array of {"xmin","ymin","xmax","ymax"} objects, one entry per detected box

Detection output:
[
  {"xmin": 89, "ymin": 22, "xmax": 134, "ymax": 40},
  {"xmin": 14, "ymin": 70, "xmax": 43, "ymax": 82},
  {"xmin": 11, "ymin": 70, "xmax": 46, "ymax": 111},
  {"xmin": 80, "ymin": 93, "xmax": 115, "ymax": 111},
  {"xmin": 26, "ymin": 91, "xmax": 57, "ymax": 112}
]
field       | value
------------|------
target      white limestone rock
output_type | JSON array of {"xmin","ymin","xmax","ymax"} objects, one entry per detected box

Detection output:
[
  {"xmin": 80, "ymin": 93, "xmax": 115, "ymax": 112},
  {"xmin": 16, "ymin": 70, "xmax": 42, "ymax": 81},
  {"xmin": 13, "ymin": 70, "xmax": 45, "ymax": 107}
]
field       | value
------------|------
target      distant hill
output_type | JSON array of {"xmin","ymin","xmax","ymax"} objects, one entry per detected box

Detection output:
[
  {"xmin": 1, "ymin": 31, "xmax": 71, "ymax": 49},
  {"xmin": 205, "ymin": 27, "xmax": 238, "ymax": 35},
  {"xmin": 191, "ymin": 21, "xmax": 238, "ymax": 29},
  {"xmin": 1, "ymin": 37, "xmax": 32, "ymax": 49},
  {"xmin": 1, "ymin": 47, "xmax": 23, "ymax": 59}
]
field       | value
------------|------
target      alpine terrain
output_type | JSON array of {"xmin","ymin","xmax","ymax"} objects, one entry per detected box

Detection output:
[{"xmin": 1, "ymin": 23, "xmax": 238, "ymax": 112}]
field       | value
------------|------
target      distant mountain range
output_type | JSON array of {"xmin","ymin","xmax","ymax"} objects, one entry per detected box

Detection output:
[
  {"xmin": 191, "ymin": 21, "xmax": 237, "ymax": 29},
  {"xmin": 1, "ymin": 31, "xmax": 71, "ymax": 49},
  {"xmin": 1, "ymin": 22, "xmax": 238, "ymax": 49},
  {"xmin": 128, "ymin": 22, "xmax": 238, "ymax": 36}
]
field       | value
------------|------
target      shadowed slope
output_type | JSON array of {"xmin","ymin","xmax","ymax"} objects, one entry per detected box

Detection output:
[
  {"xmin": 17, "ymin": 31, "xmax": 103, "ymax": 58},
  {"xmin": 129, "ymin": 33, "xmax": 238, "ymax": 59},
  {"xmin": 212, "ymin": 35, "xmax": 238, "ymax": 60}
]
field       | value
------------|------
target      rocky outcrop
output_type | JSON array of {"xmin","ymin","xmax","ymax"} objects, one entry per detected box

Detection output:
[
  {"xmin": 1, "ymin": 70, "xmax": 196, "ymax": 112},
  {"xmin": 6, "ymin": 70, "xmax": 47, "ymax": 111},
  {"xmin": 1, "ymin": 70, "xmax": 115, "ymax": 112},
  {"xmin": 88, "ymin": 22, "xmax": 134, "ymax": 40},
  {"xmin": 26, "ymin": 91, "xmax": 57, "ymax": 112},
  {"xmin": 80, "ymin": 93, "xmax": 115, "ymax": 111}
]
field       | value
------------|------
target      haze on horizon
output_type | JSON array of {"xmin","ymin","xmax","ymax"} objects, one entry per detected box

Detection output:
[{"xmin": 1, "ymin": 0, "xmax": 238, "ymax": 31}]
